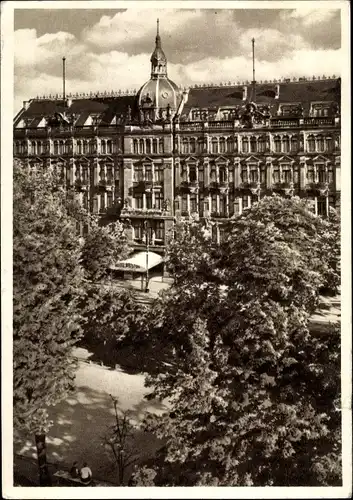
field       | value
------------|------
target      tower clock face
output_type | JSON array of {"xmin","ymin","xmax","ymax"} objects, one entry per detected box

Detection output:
[{"xmin": 161, "ymin": 91, "xmax": 169, "ymax": 99}]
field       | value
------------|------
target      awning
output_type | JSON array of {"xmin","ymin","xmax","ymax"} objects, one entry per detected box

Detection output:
[{"xmin": 109, "ymin": 251, "xmax": 164, "ymax": 273}]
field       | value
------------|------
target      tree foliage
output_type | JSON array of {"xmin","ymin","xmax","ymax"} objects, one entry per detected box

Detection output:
[
  {"xmin": 135, "ymin": 196, "xmax": 341, "ymax": 486},
  {"xmin": 13, "ymin": 162, "xmax": 86, "ymax": 435}
]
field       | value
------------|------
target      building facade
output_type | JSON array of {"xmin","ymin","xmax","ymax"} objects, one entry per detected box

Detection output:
[{"xmin": 13, "ymin": 24, "xmax": 341, "ymax": 252}]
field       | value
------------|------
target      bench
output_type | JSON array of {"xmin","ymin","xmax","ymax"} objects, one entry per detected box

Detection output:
[{"xmin": 53, "ymin": 469, "xmax": 115, "ymax": 487}]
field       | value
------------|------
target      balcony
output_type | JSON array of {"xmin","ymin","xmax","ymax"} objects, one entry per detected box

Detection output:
[
  {"xmin": 209, "ymin": 181, "xmax": 229, "ymax": 194},
  {"xmin": 133, "ymin": 179, "xmax": 154, "ymax": 191},
  {"xmin": 305, "ymin": 181, "xmax": 329, "ymax": 195},
  {"xmin": 238, "ymin": 181, "xmax": 261, "ymax": 194},
  {"xmin": 98, "ymin": 179, "xmax": 114, "ymax": 191},
  {"xmin": 75, "ymin": 179, "xmax": 89, "ymax": 191},
  {"xmin": 303, "ymin": 117, "xmax": 335, "ymax": 127},
  {"xmin": 180, "ymin": 180, "xmax": 199, "ymax": 193},
  {"xmin": 120, "ymin": 207, "xmax": 167, "ymax": 218},
  {"xmin": 272, "ymin": 182, "xmax": 295, "ymax": 195},
  {"xmin": 271, "ymin": 118, "xmax": 300, "ymax": 128},
  {"xmin": 208, "ymin": 120, "xmax": 233, "ymax": 129}
]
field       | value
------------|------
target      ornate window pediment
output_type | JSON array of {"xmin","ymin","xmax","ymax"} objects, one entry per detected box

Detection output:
[
  {"xmin": 214, "ymin": 155, "xmax": 229, "ymax": 164},
  {"xmin": 312, "ymin": 155, "xmax": 329, "ymax": 163},
  {"xmin": 244, "ymin": 155, "xmax": 261, "ymax": 164},
  {"xmin": 140, "ymin": 156, "xmax": 154, "ymax": 164},
  {"xmin": 277, "ymin": 155, "xmax": 295, "ymax": 164},
  {"xmin": 184, "ymin": 156, "xmax": 199, "ymax": 163}
]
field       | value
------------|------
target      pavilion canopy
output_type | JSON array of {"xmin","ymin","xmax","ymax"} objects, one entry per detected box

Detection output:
[{"xmin": 109, "ymin": 251, "xmax": 163, "ymax": 273}]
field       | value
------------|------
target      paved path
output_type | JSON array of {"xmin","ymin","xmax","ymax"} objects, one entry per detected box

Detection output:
[{"xmin": 14, "ymin": 360, "xmax": 167, "ymax": 485}]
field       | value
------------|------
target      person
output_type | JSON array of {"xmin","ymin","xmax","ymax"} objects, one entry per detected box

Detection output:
[
  {"xmin": 70, "ymin": 461, "xmax": 79, "ymax": 478},
  {"xmin": 80, "ymin": 462, "xmax": 92, "ymax": 485}
]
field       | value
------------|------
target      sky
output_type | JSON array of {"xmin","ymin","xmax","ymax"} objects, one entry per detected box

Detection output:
[{"xmin": 13, "ymin": 6, "xmax": 342, "ymax": 113}]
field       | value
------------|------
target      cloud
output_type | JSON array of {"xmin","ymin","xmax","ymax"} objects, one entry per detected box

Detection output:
[{"xmin": 282, "ymin": 8, "xmax": 338, "ymax": 25}]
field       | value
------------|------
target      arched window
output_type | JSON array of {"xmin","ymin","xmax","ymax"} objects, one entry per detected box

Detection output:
[
  {"xmin": 318, "ymin": 164, "xmax": 326, "ymax": 183},
  {"xmin": 31, "ymin": 141, "xmax": 36, "ymax": 155},
  {"xmin": 316, "ymin": 135, "xmax": 324, "ymax": 153},
  {"xmin": 54, "ymin": 141, "xmax": 59, "ymax": 155},
  {"xmin": 282, "ymin": 165, "xmax": 292, "ymax": 183},
  {"xmin": 211, "ymin": 138, "xmax": 218, "ymax": 154},
  {"xmin": 139, "ymin": 139, "xmax": 144, "ymax": 155},
  {"xmin": 307, "ymin": 135, "xmax": 316, "ymax": 152},
  {"xmin": 325, "ymin": 136, "xmax": 332, "ymax": 152},
  {"xmin": 197, "ymin": 138, "xmax": 204, "ymax": 153},
  {"xmin": 77, "ymin": 141, "xmax": 82, "ymax": 155},
  {"xmin": 274, "ymin": 136, "xmax": 281, "ymax": 153},
  {"xmin": 37, "ymin": 142, "xmax": 42, "ymax": 155},
  {"xmin": 146, "ymin": 139, "xmax": 151, "ymax": 154},
  {"xmin": 290, "ymin": 136, "xmax": 298, "ymax": 152},
  {"xmin": 101, "ymin": 140, "xmax": 106, "ymax": 154},
  {"xmin": 250, "ymin": 137, "xmax": 257, "ymax": 153},
  {"xmin": 226, "ymin": 137, "xmax": 233, "ymax": 153},
  {"xmin": 182, "ymin": 138, "xmax": 189, "ymax": 154},
  {"xmin": 242, "ymin": 137, "xmax": 249, "ymax": 153},
  {"xmin": 159, "ymin": 138, "xmax": 164, "ymax": 154},
  {"xmin": 22, "ymin": 141, "xmax": 27, "ymax": 154},
  {"xmin": 107, "ymin": 140, "xmax": 112, "ymax": 154},
  {"xmin": 249, "ymin": 167, "xmax": 258, "ymax": 183},
  {"xmin": 152, "ymin": 139, "xmax": 158, "ymax": 154},
  {"xmin": 219, "ymin": 137, "xmax": 226, "ymax": 154},
  {"xmin": 219, "ymin": 166, "xmax": 227, "ymax": 183},
  {"xmin": 83, "ymin": 141, "xmax": 88, "ymax": 154},
  {"xmin": 133, "ymin": 139, "xmax": 138, "ymax": 154},
  {"xmin": 189, "ymin": 138, "xmax": 196, "ymax": 154},
  {"xmin": 282, "ymin": 136, "xmax": 290, "ymax": 153},
  {"xmin": 59, "ymin": 141, "xmax": 64, "ymax": 155},
  {"xmin": 258, "ymin": 137, "xmax": 266, "ymax": 153},
  {"xmin": 189, "ymin": 165, "xmax": 197, "ymax": 182}
]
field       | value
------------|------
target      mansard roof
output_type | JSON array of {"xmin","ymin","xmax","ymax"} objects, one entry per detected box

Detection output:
[
  {"xmin": 14, "ymin": 95, "xmax": 137, "ymax": 128},
  {"xmin": 182, "ymin": 78, "xmax": 340, "ymax": 117}
]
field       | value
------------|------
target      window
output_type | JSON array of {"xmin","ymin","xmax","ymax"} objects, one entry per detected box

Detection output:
[
  {"xmin": 133, "ymin": 222, "xmax": 143, "ymax": 240},
  {"xmin": 317, "ymin": 197, "xmax": 327, "ymax": 216},
  {"xmin": 145, "ymin": 167, "xmax": 152, "ymax": 181},
  {"xmin": 249, "ymin": 168, "xmax": 258, "ymax": 183},
  {"xmin": 317, "ymin": 136, "xmax": 324, "ymax": 153},
  {"xmin": 210, "ymin": 167, "xmax": 217, "ymax": 183},
  {"xmin": 328, "ymin": 167, "xmax": 334, "ymax": 184},
  {"xmin": 282, "ymin": 136, "xmax": 289, "ymax": 153},
  {"xmin": 307, "ymin": 166, "xmax": 314, "ymax": 183},
  {"xmin": 258, "ymin": 137, "xmax": 266, "ymax": 153},
  {"xmin": 219, "ymin": 138, "xmax": 226, "ymax": 154},
  {"xmin": 31, "ymin": 141, "xmax": 36, "ymax": 155},
  {"xmin": 241, "ymin": 168, "xmax": 248, "ymax": 183},
  {"xmin": 326, "ymin": 136, "xmax": 332, "ymax": 152},
  {"xmin": 294, "ymin": 167, "xmax": 299, "ymax": 184},
  {"xmin": 307, "ymin": 136, "xmax": 315, "ymax": 152},
  {"xmin": 197, "ymin": 138, "xmax": 204, "ymax": 153},
  {"xmin": 139, "ymin": 139, "xmax": 144, "ymax": 154},
  {"xmin": 83, "ymin": 192, "xmax": 89, "ymax": 210},
  {"xmin": 190, "ymin": 138, "xmax": 196, "ymax": 154},
  {"xmin": 107, "ymin": 192, "xmax": 113, "ymax": 208},
  {"xmin": 212, "ymin": 138, "xmax": 218, "ymax": 154},
  {"xmin": 329, "ymin": 196, "xmax": 335, "ymax": 209},
  {"xmin": 291, "ymin": 136, "xmax": 298, "ymax": 152},
  {"xmin": 93, "ymin": 196, "xmax": 98, "ymax": 213},
  {"xmin": 77, "ymin": 141, "xmax": 82, "ymax": 155},
  {"xmin": 146, "ymin": 139, "xmax": 151, "ymax": 154},
  {"xmin": 190, "ymin": 195, "xmax": 197, "ymax": 213},
  {"xmin": 133, "ymin": 140, "xmax": 138, "ymax": 154},
  {"xmin": 181, "ymin": 195, "xmax": 188, "ymax": 213},
  {"xmin": 107, "ymin": 140, "xmax": 112, "ymax": 154},
  {"xmin": 211, "ymin": 195, "xmax": 217, "ymax": 213},
  {"xmin": 219, "ymin": 196, "xmax": 226, "ymax": 215},
  {"xmin": 226, "ymin": 137, "xmax": 233, "ymax": 153},
  {"xmin": 101, "ymin": 140, "xmax": 106, "ymax": 154},
  {"xmin": 219, "ymin": 166, "xmax": 227, "ymax": 183},
  {"xmin": 189, "ymin": 166, "xmax": 197, "ymax": 182},
  {"xmin": 273, "ymin": 167, "xmax": 280, "ymax": 183},
  {"xmin": 212, "ymin": 226, "xmax": 218, "ymax": 243},
  {"xmin": 89, "ymin": 141, "xmax": 95, "ymax": 154},
  {"xmin": 134, "ymin": 194, "xmax": 143, "ymax": 208},
  {"xmin": 199, "ymin": 195, "xmax": 204, "ymax": 216},
  {"xmin": 100, "ymin": 193, "xmax": 106, "ymax": 212},
  {"xmin": 155, "ymin": 166, "xmax": 164, "ymax": 183},
  {"xmin": 182, "ymin": 138, "xmax": 189, "ymax": 154},
  {"xmin": 242, "ymin": 138, "xmax": 249, "ymax": 153},
  {"xmin": 159, "ymin": 138, "xmax": 164, "ymax": 154},
  {"xmin": 99, "ymin": 165, "xmax": 106, "ymax": 182},
  {"xmin": 282, "ymin": 166, "xmax": 292, "ymax": 183},
  {"xmin": 318, "ymin": 165, "xmax": 326, "ymax": 183},
  {"xmin": 134, "ymin": 167, "xmax": 143, "ymax": 182},
  {"xmin": 250, "ymin": 137, "xmax": 257, "ymax": 153},
  {"xmin": 107, "ymin": 166, "xmax": 113, "ymax": 183},
  {"xmin": 274, "ymin": 137, "xmax": 281, "ymax": 153},
  {"xmin": 154, "ymin": 192, "xmax": 163, "ymax": 209},
  {"xmin": 37, "ymin": 142, "xmax": 42, "ymax": 155},
  {"xmin": 219, "ymin": 227, "xmax": 226, "ymax": 243},
  {"xmin": 83, "ymin": 141, "xmax": 88, "ymax": 154},
  {"xmin": 82, "ymin": 165, "xmax": 88, "ymax": 183},
  {"xmin": 242, "ymin": 195, "xmax": 249, "ymax": 209},
  {"xmin": 199, "ymin": 168, "xmax": 204, "ymax": 183},
  {"xmin": 153, "ymin": 139, "xmax": 158, "ymax": 154},
  {"xmin": 155, "ymin": 221, "xmax": 164, "ymax": 240},
  {"xmin": 146, "ymin": 193, "xmax": 152, "ymax": 209}
]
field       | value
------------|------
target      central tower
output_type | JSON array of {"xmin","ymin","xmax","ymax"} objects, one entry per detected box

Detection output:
[{"xmin": 137, "ymin": 19, "xmax": 181, "ymax": 122}]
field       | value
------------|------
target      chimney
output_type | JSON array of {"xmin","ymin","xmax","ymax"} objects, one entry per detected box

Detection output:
[
  {"xmin": 242, "ymin": 86, "xmax": 248, "ymax": 101},
  {"xmin": 23, "ymin": 101, "xmax": 30, "ymax": 110},
  {"xmin": 275, "ymin": 84, "xmax": 280, "ymax": 99}
]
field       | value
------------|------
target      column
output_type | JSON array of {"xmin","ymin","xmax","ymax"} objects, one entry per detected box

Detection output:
[
  {"xmin": 299, "ymin": 158, "xmax": 306, "ymax": 190},
  {"xmin": 143, "ymin": 193, "xmax": 146, "ymax": 210},
  {"xmin": 94, "ymin": 158, "xmax": 99, "ymax": 186},
  {"xmin": 225, "ymin": 193, "xmax": 229, "ymax": 217},
  {"xmin": 187, "ymin": 193, "xmax": 190, "ymax": 213},
  {"xmin": 216, "ymin": 194, "xmax": 220, "ymax": 213}
]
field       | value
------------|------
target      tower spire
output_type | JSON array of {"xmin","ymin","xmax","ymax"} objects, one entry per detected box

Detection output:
[
  {"xmin": 155, "ymin": 18, "xmax": 161, "ymax": 48},
  {"xmin": 150, "ymin": 18, "xmax": 167, "ymax": 78}
]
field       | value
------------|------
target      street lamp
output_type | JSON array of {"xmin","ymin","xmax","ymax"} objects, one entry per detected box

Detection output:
[{"xmin": 144, "ymin": 220, "xmax": 150, "ymax": 293}]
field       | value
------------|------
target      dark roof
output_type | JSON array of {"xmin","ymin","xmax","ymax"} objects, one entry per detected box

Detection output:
[
  {"xmin": 183, "ymin": 78, "xmax": 341, "ymax": 115},
  {"xmin": 15, "ymin": 95, "xmax": 137, "ymax": 127}
]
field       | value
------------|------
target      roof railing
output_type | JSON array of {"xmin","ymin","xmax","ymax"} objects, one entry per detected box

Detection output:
[{"xmin": 34, "ymin": 89, "xmax": 138, "ymax": 100}]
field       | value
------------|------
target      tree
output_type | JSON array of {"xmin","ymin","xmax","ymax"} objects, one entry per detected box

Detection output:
[
  {"xmin": 135, "ymin": 196, "xmax": 341, "ymax": 486},
  {"xmin": 81, "ymin": 217, "xmax": 130, "ymax": 282},
  {"xmin": 13, "ymin": 162, "xmax": 86, "ymax": 485}
]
